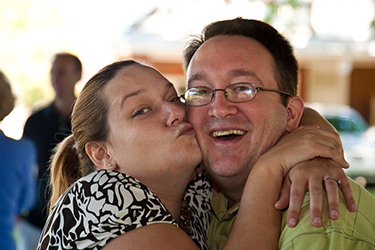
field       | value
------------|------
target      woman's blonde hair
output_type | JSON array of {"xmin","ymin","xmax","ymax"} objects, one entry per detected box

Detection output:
[{"xmin": 49, "ymin": 60, "xmax": 139, "ymax": 210}]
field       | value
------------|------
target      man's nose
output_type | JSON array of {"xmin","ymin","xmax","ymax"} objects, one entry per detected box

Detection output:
[{"xmin": 207, "ymin": 91, "xmax": 238, "ymax": 119}]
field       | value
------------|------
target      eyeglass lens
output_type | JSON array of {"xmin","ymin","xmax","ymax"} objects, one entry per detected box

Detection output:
[{"xmin": 183, "ymin": 83, "xmax": 257, "ymax": 106}]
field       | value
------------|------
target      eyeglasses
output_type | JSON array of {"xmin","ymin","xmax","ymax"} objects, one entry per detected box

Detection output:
[{"xmin": 180, "ymin": 82, "xmax": 292, "ymax": 107}]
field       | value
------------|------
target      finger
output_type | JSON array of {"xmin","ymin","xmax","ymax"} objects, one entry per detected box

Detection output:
[
  {"xmin": 299, "ymin": 125, "xmax": 343, "ymax": 148},
  {"xmin": 294, "ymin": 126, "xmax": 341, "ymax": 148},
  {"xmin": 338, "ymin": 176, "xmax": 357, "ymax": 212},
  {"xmin": 316, "ymin": 143, "xmax": 349, "ymax": 169},
  {"xmin": 275, "ymin": 177, "xmax": 291, "ymax": 210},
  {"xmin": 286, "ymin": 177, "xmax": 307, "ymax": 228},
  {"xmin": 323, "ymin": 177, "xmax": 340, "ymax": 220},
  {"xmin": 312, "ymin": 130, "xmax": 348, "ymax": 169},
  {"xmin": 287, "ymin": 127, "xmax": 349, "ymax": 169},
  {"xmin": 308, "ymin": 176, "xmax": 324, "ymax": 227},
  {"xmin": 302, "ymin": 129, "xmax": 348, "ymax": 168},
  {"xmin": 305, "ymin": 140, "xmax": 349, "ymax": 169}
]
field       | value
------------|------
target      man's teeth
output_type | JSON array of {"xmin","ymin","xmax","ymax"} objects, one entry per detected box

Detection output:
[{"xmin": 212, "ymin": 130, "xmax": 245, "ymax": 137}]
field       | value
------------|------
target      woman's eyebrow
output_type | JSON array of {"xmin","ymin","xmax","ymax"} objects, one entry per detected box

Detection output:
[
  {"xmin": 120, "ymin": 89, "xmax": 143, "ymax": 108},
  {"xmin": 120, "ymin": 81, "xmax": 174, "ymax": 108}
]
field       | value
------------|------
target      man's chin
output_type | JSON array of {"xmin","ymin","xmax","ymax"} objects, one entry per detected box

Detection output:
[{"xmin": 204, "ymin": 159, "xmax": 242, "ymax": 178}]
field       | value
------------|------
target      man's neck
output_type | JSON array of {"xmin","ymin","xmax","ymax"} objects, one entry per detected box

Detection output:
[
  {"xmin": 53, "ymin": 95, "xmax": 76, "ymax": 117},
  {"xmin": 212, "ymin": 177, "xmax": 246, "ymax": 209}
]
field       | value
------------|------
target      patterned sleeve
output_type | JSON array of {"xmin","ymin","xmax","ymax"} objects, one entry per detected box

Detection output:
[
  {"xmin": 37, "ymin": 170, "xmax": 176, "ymax": 250},
  {"xmin": 183, "ymin": 165, "xmax": 213, "ymax": 250}
]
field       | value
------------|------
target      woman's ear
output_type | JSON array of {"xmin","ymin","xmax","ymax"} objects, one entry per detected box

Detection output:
[
  {"xmin": 286, "ymin": 96, "xmax": 304, "ymax": 133},
  {"xmin": 85, "ymin": 142, "xmax": 116, "ymax": 170}
]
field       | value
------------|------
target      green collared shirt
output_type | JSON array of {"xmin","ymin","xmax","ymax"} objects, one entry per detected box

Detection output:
[
  {"xmin": 208, "ymin": 192, "xmax": 240, "ymax": 250},
  {"xmin": 208, "ymin": 178, "xmax": 375, "ymax": 250},
  {"xmin": 279, "ymin": 178, "xmax": 375, "ymax": 249}
]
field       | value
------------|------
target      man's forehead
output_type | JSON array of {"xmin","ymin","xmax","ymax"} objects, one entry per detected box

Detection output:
[
  {"xmin": 187, "ymin": 69, "xmax": 264, "ymax": 87},
  {"xmin": 186, "ymin": 35, "xmax": 276, "ymax": 87}
]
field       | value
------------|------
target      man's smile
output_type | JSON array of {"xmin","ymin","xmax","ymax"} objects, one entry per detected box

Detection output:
[{"xmin": 212, "ymin": 129, "xmax": 246, "ymax": 139}]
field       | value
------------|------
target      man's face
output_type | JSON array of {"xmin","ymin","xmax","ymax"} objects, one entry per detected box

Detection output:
[
  {"xmin": 186, "ymin": 35, "xmax": 289, "ymax": 187},
  {"xmin": 50, "ymin": 56, "xmax": 81, "ymax": 98}
]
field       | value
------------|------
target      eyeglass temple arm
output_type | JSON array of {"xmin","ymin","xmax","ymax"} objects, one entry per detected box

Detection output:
[
  {"xmin": 179, "ymin": 94, "xmax": 187, "ymax": 103},
  {"xmin": 256, "ymin": 87, "xmax": 292, "ymax": 97}
]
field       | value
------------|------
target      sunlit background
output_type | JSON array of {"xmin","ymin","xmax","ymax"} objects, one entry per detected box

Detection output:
[{"xmin": 1, "ymin": 0, "xmax": 375, "ymax": 140}]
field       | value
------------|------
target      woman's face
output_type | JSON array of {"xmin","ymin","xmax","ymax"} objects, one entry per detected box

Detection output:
[{"xmin": 103, "ymin": 64, "xmax": 202, "ymax": 182}]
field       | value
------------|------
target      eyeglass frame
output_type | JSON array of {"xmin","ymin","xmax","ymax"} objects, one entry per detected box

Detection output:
[{"xmin": 179, "ymin": 82, "xmax": 292, "ymax": 107}]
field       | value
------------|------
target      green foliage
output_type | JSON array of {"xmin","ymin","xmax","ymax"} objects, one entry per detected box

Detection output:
[
  {"xmin": 371, "ymin": 19, "xmax": 375, "ymax": 39},
  {"xmin": 263, "ymin": 0, "xmax": 305, "ymax": 23}
]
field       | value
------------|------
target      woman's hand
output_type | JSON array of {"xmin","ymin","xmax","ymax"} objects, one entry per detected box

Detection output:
[
  {"xmin": 261, "ymin": 125, "xmax": 349, "ymax": 177},
  {"xmin": 257, "ymin": 125, "xmax": 355, "ymax": 228},
  {"xmin": 274, "ymin": 159, "xmax": 357, "ymax": 228},
  {"xmin": 232, "ymin": 125, "xmax": 349, "ymax": 250}
]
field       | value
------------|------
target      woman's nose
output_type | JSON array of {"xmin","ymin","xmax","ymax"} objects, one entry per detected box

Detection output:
[{"xmin": 165, "ymin": 101, "xmax": 186, "ymax": 126}]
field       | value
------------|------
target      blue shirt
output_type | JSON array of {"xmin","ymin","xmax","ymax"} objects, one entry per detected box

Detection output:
[{"xmin": 0, "ymin": 130, "xmax": 36, "ymax": 250}]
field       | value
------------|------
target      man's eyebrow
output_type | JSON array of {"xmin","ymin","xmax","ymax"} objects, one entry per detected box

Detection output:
[
  {"xmin": 187, "ymin": 72, "xmax": 206, "ymax": 85},
  {"xmin": 228, "ymin": 69, "xmax": 263, "ymax": 85},
  {"xmin": 187, "ymin": 70, "xmax": 264, "ymax": 86}
]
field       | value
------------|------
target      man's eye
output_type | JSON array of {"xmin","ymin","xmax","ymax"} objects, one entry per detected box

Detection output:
[
  {"xmin": 234, "ymin": 86, "xmax": 250, "ymax": 92},
  {"xmin": 197, "ymin": 89, "xmax": 209, "ymax": 95},
  {"xmin": 132, "ymin": 108, "xmax": 150, "ymax": 117}
]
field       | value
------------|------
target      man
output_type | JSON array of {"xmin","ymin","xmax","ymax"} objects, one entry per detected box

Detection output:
[
  {"xmin": 19, "ymin": 53, "xmax": 82, "ymax": 250},
  {"xmin": 182, "ymin": 18, "xmax": 375, "ymax": 249},
  {"xmin": 0, "ymin": 70, "xmax": 36, "ymax": 250}
]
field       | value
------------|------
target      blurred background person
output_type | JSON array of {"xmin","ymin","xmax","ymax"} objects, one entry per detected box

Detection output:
[
  {"xmin": 0, "ymin": 70, "xmax": 36, "ymax": 250},
  {"xmin": 19, "ymin": 52, "xmax": 82, "ymax": 250}
]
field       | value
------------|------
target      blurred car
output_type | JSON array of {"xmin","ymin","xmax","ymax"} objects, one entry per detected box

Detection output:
[{"xmin": 306, "ymin": 103, "xmax": 375, "ymax": 185}]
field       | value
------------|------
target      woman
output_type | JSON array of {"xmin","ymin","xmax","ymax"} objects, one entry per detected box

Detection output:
[{"xmin": 37, "ymin": 60, "xmax": 348, "ymax": 250}]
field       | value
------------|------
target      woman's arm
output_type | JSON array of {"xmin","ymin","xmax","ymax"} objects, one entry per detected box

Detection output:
[
  {"xmin": 300, "ymin": 107, "xmax": 337, "ymax": 132},
  {"xmin": 103, "ymin": 126, "xmax": 350, "ymax": 250},
  {"xmin": 277, "ymin": 107, "xmax": 357, "ymax": 225},
  {"xmin": 102, "ymin": 224, "xmax": 201, "ymax": 250},
  {"xmin": 224, "ymin": 126, "xmax": 349, "ymax": 250}
]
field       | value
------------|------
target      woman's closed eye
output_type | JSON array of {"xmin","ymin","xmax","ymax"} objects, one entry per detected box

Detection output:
[
  {"xmin": 169, "ymin": 96, "xmax": 181, "ymax": 104},
  {"xmin": 132, "ymin": 107, "xmax": 150, "ymax": 117}
]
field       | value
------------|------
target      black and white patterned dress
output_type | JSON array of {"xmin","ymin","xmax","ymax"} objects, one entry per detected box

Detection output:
[{"xmin": 37, "ymin": 168, "xmax": 211, "ymax": 250}]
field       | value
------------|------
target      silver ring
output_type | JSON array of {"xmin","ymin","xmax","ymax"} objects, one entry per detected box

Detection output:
[{"xmin": 324, "ymin": 177, "xmax": 341, "ymax": 186}]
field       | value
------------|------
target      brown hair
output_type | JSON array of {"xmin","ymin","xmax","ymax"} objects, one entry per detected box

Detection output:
[
  {"xmin": 49, "ymin": 60, "xmax": 139, "ymax": 210},
  {"xmin": 0, "ymin": 71, "xmax": 15, "ymax": 122},
  {"xmin": 183, "ymin": 17, "xmax": 298, "ymax": 107},
  {"xmin": 53, "ymin": 52, "xmax": 83, "ymax": 73}
]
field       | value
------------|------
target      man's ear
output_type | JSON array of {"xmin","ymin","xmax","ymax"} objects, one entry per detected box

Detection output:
[
  {"xmin": 85, "ymin": 142, "xmax": 115, "ymax": 170},
  {"xmin": 286, "ymin": 96, "xmax": 304, "ymax": 133}
]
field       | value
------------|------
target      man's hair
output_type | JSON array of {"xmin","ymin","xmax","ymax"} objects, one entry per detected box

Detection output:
[
  {"xmin": 54, "ymin": 52, "xmax": 82, "ymax": 73},
  {"xmin": 183, "ymin": 17, "xmax": 298, "ymax": 107}
]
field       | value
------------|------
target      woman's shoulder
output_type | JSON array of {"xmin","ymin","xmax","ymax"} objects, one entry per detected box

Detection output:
[
  {"xmin": 79, "ymin": 169, "xmax": 143, "ymax": 189},
  {"xmin": 39, "ymin": 170, "xmax": 176, "ymax": 249},
  {"xmin": 65, "ymin": 170, "xmax": 166, "ymax": 211}
]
